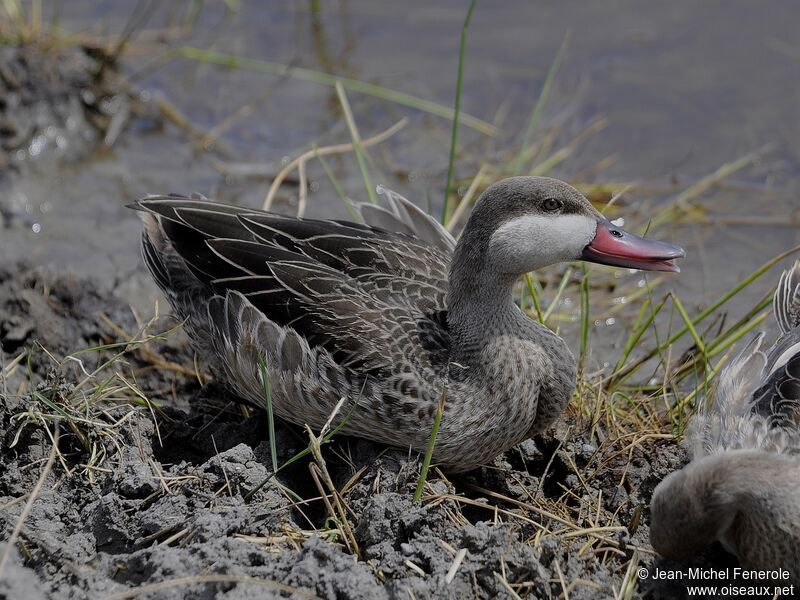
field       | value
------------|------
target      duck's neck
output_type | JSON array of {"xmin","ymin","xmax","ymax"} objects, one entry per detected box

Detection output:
[{"xmin": 446, "ymin": 231, "xmax": 531, "ymax": 360}]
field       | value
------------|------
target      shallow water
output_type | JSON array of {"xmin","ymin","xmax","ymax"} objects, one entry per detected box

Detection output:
[{"xmin": 2, "ymin": 0, "xmax": 799, "ymax": 351}]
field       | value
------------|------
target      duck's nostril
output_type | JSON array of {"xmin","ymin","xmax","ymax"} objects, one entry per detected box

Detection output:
[{"xmin": 610, "ymin": 230, "xmax": 623, "ymax": 238}]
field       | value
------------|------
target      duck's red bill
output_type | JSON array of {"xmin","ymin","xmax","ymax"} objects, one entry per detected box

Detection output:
[{"xmin": 581, "ymin": 219, "xmax": 685, "ymax": 273}]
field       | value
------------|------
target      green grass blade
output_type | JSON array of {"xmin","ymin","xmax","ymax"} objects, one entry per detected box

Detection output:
[
  {"xmin": 315, "ymin": 149, "xmax": 360, "ymax": 221},
  {"xmin": 542, "ymin": 266, "xmax": 574, "ymax": 323},
  {"xmin": 335, "ymin": 81, "xmax": 377, "ymax": 205},
  {"xmin": 659, "ymin": 245, "xmax": 800, "ymax": 348},
  {"xmin": 670, "ymin": 293, "xmax": 707, "ymax": 358},
  {"xmin": 242, "ymin": 398, "xmax": 359, "ymax": 502},
  {"xmin": 512, "ymin": 31, "xmax": 570, "ymax": 175},
  {"xmin": 257, "ymin": 354, "xmax": 278, "ymax": 474},
  {"xmin": 414, "ymin": 388, "xmax": 447, "ymax": 503},
  {"xmin": 177, "ymin": 46, "xmax": 495, "ymax": 135},
  {"xmin": 645, "ymin": 149, "xmax": 765, "ymax": 232},
  {"xmin": 611, "ymin": 296, "xmax": 664, "ymax": 375},
  {"xmin": 441, "ymin": 0, "xmax": 477, "ymax": 224},
  {"xmin": 668, "ymin": 294, "xmax": 772, "ymax": 383},
  {"xmin": 579, "ymin": 266, "xmax": 590, "ymax": 366},
  {"xmin": 706, "ymin": 293, "xmax": 772, "ymax": 355},
  {"xmin": 615, "ymin": 244, "xmax": 800, "ymax": 382},
  {"xmin": 524, "ymin": 273, "xmax": 544, "ymax": 322}
]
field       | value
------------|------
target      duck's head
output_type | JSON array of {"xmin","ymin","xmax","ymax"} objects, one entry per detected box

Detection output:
[{"xmin": 465, "ymin": 176, "xmax": 684, "ymax": 274}]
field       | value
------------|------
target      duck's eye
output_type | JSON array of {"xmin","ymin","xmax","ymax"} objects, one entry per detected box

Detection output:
[{"xmin": 542, "ymin": 198, "xmax": 563, "ymax": 212}]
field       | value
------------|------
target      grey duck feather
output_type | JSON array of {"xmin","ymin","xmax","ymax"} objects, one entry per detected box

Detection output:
[
  {"xmin": 133, "ymin": 176, "xmax": 683, "ymax": 472},
  {"xmin": 650, "ymin": 260, "xmax": 800, "ymax": 580}
]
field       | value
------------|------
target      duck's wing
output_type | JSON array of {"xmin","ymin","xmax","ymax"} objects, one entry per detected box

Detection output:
[
  {"xmin": 774, "ymin": 260, "xmax": 800, "ymax": 335},
  {"xmin": 357, "ymin": 187, "xmax": 456, "ymax": 255},
  {"xmin": 133, "ymin": 195, "xmax": 452, "ymax": 382},
  {"xmin": 686, "ymin": 333, "xmax": 769, "ymax": 458},
  {"xmin": 692, "ymin": 261, "xmax": 800, "ymax": 456},
  {"xmin": 751, "ymin": 260, "xmax": 800, "ymax": 430},
  {"xmin": 752, "ymin": 329, "xmax": 800, "ymax": 431}
]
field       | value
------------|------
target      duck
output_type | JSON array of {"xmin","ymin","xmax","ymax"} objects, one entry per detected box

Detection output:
[
  {"xmin": 132, "ymin": 176, "xmax": 684, "ymax": 472},
  {"xmin": 650, "ymin": 261, "xmax": 800, "ymax": 579}
]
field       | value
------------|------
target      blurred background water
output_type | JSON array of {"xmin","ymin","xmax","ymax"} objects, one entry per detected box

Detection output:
[{"xmin": 2, "ymin": 0, "xmax": 798, "ymax": 358}]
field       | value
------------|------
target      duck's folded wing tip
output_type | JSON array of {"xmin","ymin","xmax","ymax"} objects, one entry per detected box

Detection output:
[{"xmin": 775, "ymin": 260, "xmax": 800, "ymax": 334}]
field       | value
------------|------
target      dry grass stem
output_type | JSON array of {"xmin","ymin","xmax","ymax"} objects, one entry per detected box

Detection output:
[{"xmin": 262, "ymin": 118, "xmax": 407, "ymax": 210}]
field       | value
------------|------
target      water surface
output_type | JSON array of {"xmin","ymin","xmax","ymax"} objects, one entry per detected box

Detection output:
[{"xmin": 3, "ymin": 0, "xmax": 799, "ymax": 355}]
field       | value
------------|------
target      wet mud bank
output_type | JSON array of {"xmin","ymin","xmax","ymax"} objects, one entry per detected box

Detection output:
[{"xmin": 0, "ymin": 42, "xmax": 139, "ymax": 228}]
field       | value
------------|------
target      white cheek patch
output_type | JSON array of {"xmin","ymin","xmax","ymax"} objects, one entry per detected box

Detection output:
[{"xmin": 489, "ymin": 214, "xmax": 597, "ymax": 271}]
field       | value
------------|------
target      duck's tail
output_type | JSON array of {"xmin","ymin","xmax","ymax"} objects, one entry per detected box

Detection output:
[
  {"xmin": 687, "ymin": 261, "xmax": 800, "ymax": 458},
  {"xmin": 686, "ymin": 333, "xmax": 768, "ymax": 458},
  {"xmin": 357, "ymin": 186, "xmax": 457, "ymax": 254},
  {"xmin": 774, "ymin": 260, "xmax": 800, "ymax": 335}
]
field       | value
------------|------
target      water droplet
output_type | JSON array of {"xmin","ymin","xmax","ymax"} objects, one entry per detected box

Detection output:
[
  {"xmin": 375, "ymin": 184, "xmax": 385, "ymax": 195},
  {"xmin": 32, "ymin": 223, "xmax": 41, "ymax": 234},
  {"xmin": 81, "ymin": 89, "xmax": 96, "ymax": 105},
  {"xmin": 611, "ymin": 217, "xmax": 625, "ymax": 227},
  {"xmin": 637, "ymin": 279, "xmax": 647, "ymax": 288},
  {"xmin": 605, "ymin": 317, "xmax": 616, "ymax": 326},
  {"xmin": 612, "ymin": 296, "xmax": 627, "ymax": 305},
  {"xmin": 28, "ymin": 135, "xmax": 47, "ymax": 157}
]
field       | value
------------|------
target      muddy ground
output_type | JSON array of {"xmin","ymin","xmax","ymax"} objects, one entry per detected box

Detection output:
[{"xmin": 0, "ymin": 264, "xmax": 754, "ymax": 600}]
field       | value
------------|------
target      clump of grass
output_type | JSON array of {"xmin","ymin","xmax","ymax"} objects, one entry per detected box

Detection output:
[
  {"xmin": 242, "ymin": 397, "xmax": 358, "ymax": 502},
  {"xmin": 0, "ymin": 0, "xmax": 44, "ymax": 45},
  {"xmin": 304, "ymin": 399, "xmax": 359, "ymax": 556},
  {"xmin": 5, "ymin": 314, "xmax": 177, "ymax": 483}
]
